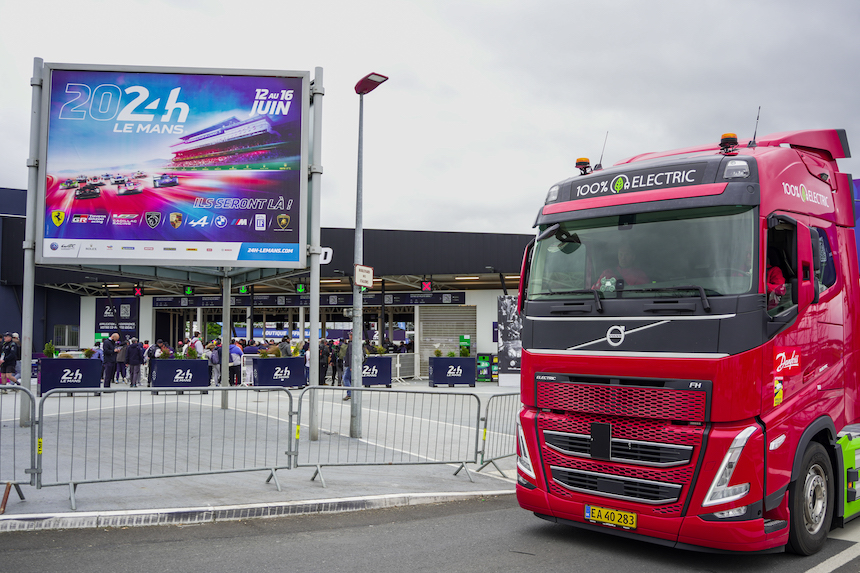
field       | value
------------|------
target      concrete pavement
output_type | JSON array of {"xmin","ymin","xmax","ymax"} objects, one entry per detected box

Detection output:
[{"xmin": 0, "ymin": 381, "xmax": 517, "ymax": 531}]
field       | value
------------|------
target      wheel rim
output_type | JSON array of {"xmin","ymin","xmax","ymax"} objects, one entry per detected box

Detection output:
[{"xmin": 803, "ymin": 463, "xmax": 827, "ymax": 535}]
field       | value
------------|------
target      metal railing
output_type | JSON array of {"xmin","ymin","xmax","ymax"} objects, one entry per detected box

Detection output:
[
  {"xmin": 294, "ymin": 386, "xmax": 481, "ymax": 486},
  {"xmin": 477, "ymin": 393, "xmax": 520, "ymax": 478},
  {"xmin": 391, "ymin": 353, "xmax": 416, "ymax": 382},
  {"xmin": 37, "ymin": 386, "xmax": 294, "ymax": 509},
  {"xmin": 0, "ymin": 386, "xmax": 36, "ymax": 510}
]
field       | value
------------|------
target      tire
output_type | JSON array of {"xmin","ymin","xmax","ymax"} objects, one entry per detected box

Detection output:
[{"xmin": 787, "ymin": 441, "xmax": 834, "ymax": 555}]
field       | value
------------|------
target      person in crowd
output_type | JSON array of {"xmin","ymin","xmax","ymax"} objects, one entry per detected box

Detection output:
[
  {"xmin": 329, "ymin": 340, "xmax": 339, "ymax": 385},
  {"xmin": 0, "ymin": 332, "xmax": 19, "ymax": 391},
  {"xmin": 92, "ymin": 341, "xmax": 104, "ymax": 363},
  {"xmin": 145, "ymin": 339, "xmax": 160, "ymax": 387},
  {"xmin": 190, "ymin": 332, "xmax": 205, "ymax": 357},
  {"xmin": 102, "ymin": 332, "xmax": 120, "ymax": 388},
  {"xmin": 116, "ymin": 337, "xmax": 129, "ymax": 384},
  {"xmin": 244, "ymin": 339, "xmax": 259, "ymax": 354},
  {"xmin": 156, "ymin": 339, "xmax": 174, "ymax": 358},
  {"xmin": 593, "ymin": 241, "xmax": 650, "ymax": 290},
  {"xmin": 126, "ymin": 337, "xmax": 144, "ymax": 387},
  {"xmin": 278, "ymin": 336, "xmax": 291, "ymax": 359},
  {"xmin": 318, "ymin": 338, "xmax": 330, "ymax": 385},
  {"xmin": 341, "ymin": 333, "xmax": 368, "ymax": 400},
  {"xmin": 12, "ymin": 333, "xmax": 21, "ymax": 383},
  {"xmin": 205, "ymin": 342, "xmax": 221, "ymax": 385},
  {"xmin": 229, "ymin": 339, "xmax": 243, "ymax": 386}
]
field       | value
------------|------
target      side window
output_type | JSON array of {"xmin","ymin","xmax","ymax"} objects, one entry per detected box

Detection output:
[
  {"xmin": 766, "ymin": 225, "xmax": 797, "ymax": 316},
  {"xmin": 813, "ymin": 227, "xmax": 837, "ymax": 290}
]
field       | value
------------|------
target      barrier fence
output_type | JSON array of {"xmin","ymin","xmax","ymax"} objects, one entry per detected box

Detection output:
[
  {"xmin": 0, "ymin": 383, "xmax": 521, "ymax": 510},
  {"xmin": 37, "ymin": 387, "xmax": 294, "ymax": 509},
  {"xmin": 294, "ymin": 387, "xmax": 481, "ymax": 486},
  {"xmin": 477, "ymin": 393, "xmax": 519, "ymax": 478},
  {"xmin": 0, "ymin": 387, "xmax": 36, "ymax": 510}
]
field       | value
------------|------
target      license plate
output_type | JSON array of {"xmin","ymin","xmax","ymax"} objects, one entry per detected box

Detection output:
[{"xmin": 584, "ymin": 505, "xmax": 637, "ymax": 530}]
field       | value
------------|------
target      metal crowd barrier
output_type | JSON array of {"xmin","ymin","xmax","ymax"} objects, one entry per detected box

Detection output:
[
  {"xmin": 477, "ymin": 393, "xmax": 520, "ymax": 478},
  {"xmin": 390, "ymin": 353, "xmax": 416, "ymax": 382},
  {"xmin": 294, "ymin": 386, "xmax": 481, "ymax": 487},
  {"xmin": 37, "ymin": 386, "xmax": 294, "ymax": 509},
  {"xmin": 0, "ymin": 386, "xmax": 37, "ymax": 510}
]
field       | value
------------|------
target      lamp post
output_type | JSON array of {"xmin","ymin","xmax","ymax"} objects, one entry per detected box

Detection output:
[{"xmin": 350, "ymin": 72, "xmax": 387, "ymax": 438}]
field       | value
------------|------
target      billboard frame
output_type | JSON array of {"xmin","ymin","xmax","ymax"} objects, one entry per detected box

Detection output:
[{"xmin": 35, "ymin": 62, "xmax": 310, "ymax": 269}]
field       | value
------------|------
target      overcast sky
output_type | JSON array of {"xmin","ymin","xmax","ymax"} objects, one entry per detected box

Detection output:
[{"xmin": 1, "ymin": 0, "xmax": 859, "ymax": 236}]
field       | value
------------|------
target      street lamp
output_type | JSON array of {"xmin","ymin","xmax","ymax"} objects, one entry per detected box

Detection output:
[{"xmin": 351, "ymin": 72, "xmax": 388, "ymax": 437}]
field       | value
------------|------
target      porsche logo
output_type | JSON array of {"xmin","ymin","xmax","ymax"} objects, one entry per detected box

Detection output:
[{"xmin": 169, "ymin": 213, "xmax": 183, "ymax": 229}]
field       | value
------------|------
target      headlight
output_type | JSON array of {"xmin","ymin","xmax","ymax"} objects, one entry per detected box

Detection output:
[
  {"xmin": 545, "ymin": 185, "xmax": 560, "ymax": 203},
  {"xmin": 516, "ymin": 422, "xmax": 536, "ymax": 479},
  {"xmin": 702, "ymin": 426, "xmax": 757, "ymax": 507}
]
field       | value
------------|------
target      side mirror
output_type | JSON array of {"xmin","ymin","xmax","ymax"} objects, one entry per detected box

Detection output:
[
  {"xmin": 809, "ymin": 228, "xmax": 821, "ymax": 304},
  {"xmin": 518, "ymin": 239, "xmax": 535, "ymax": 315}
]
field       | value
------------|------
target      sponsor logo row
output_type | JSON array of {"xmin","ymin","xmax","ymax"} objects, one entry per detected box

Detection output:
[
  {"xmin": 50, "ymin": 242, "xmax": 236, "ymax": 254},
  {"xmin": 54, "ymin": 211, "xmax": 292, "ymax": 230}
]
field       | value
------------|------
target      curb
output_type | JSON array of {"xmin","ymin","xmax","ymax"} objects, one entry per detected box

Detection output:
[{"xmin": 0, "ymin": 490, "xmax": 515, "ymax": 532}]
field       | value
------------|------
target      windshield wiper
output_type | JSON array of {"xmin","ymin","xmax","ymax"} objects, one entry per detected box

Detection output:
[
  {"xmin": 625, "ymin": 285, "xmax": 712, "ymax": 312},
  {"xmin": 543, "ymin": 288, "xmax": 603, "ymax": 312}
]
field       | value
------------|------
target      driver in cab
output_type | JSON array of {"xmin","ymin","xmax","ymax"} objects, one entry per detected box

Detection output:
[{"xmin": 593, "ymin": 241, "xmax": 649, "ymax": 291}]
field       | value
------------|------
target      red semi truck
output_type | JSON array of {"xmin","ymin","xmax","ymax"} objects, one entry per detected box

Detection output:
[{"xmin": 515, "ymin": 128, "xmax": 860, "ymax": 554}]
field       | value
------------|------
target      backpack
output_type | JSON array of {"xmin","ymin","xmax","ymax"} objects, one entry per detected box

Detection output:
[
  {"xmin": 146, "ymin": 345, "xmax": 157, "ymax": 360},
  {"xmin": 211, "ymin": 348, "xmax": 221, "ymax": 365}
]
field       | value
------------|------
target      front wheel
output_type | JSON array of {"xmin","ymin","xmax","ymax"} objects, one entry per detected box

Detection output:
[{"xmin": 787, "ymin": 441, "xmax": 834, "ymax": 555}]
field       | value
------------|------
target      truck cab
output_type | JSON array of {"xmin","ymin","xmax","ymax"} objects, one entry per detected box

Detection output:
[{"xmin": 516, "ymin": 129, "xmax": 859, "ymax": 554}]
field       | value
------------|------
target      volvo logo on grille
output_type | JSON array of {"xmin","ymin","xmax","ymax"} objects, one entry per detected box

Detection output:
[{"xmin": 606, "ymin": 325, "xmax": 626, "ymax": 347}]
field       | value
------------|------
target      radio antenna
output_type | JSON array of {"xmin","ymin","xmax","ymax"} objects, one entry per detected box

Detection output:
[
  {"xmin": 594, "ymin": 131, "xmax": 609, "ymax": 170},
  {"xmin": 749, "ymin": 106, "xmax": 760, "ymax": 148}
]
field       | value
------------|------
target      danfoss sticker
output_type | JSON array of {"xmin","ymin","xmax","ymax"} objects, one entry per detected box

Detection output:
[{"xmin": 775, "ymin": 347, "xmax": 801, "ymax": 375}]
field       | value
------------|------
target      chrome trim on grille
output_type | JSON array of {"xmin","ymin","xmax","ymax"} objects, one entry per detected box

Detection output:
[
  {"xmin": 544, "ymin": 429, "xmax": 694, "ymax": 468},
  {"xmin": 551, "ymin": 466, "xmax": 682, "ymax": 505}
]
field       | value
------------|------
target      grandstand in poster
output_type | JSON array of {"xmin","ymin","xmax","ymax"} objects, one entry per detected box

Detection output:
[{"xmin": 36, "ymin": 64, "xmax": 309, "ymax": 268}]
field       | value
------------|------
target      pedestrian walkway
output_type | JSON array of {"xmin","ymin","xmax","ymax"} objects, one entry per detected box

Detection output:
[{"xmin": 0, "ymin": 381, "xmax": 517, "ymax": 531}]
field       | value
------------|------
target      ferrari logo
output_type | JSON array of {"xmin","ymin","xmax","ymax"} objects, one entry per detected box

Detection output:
[
  {"xmin": 169, "ymin": 213, "xmax": 183, "ymax": 228},
  {"xmin": 277, "ymin": 214, "xmax": 290, "ymax": 229},
  {"xmin": 51, "ymin": 211, "xmax": 65, "ymax": 226}
]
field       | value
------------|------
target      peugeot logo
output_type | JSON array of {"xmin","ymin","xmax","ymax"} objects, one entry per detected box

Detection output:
[{"xmin": 606, "ymin": 325, "xmax": 626, "ymax": 347}]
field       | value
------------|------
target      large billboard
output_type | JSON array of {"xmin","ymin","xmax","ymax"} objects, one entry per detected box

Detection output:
[{"xmin": 36, "ymin": 63, "xmax": 309, "ymax": 268}]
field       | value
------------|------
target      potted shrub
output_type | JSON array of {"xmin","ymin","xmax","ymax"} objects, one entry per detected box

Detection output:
[
  {"xmin": 38, "ymin": 340, "xmax": 102, "ymax": 394},
  {"xmin": 429, "ymin": 347, "xmax": 477, "ymax": 388}
]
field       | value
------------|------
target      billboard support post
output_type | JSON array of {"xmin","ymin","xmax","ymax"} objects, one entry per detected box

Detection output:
[
  {"xmin": 221, "ymin": 272, "xmax": 231, "ymax": 410},
  {"xmin": 20, "ymin": 58, "xmax": 44, "ymax": 425},
  {"xmin": 308, "ymin": 67, "xmax": 324, "ymax": 441}
]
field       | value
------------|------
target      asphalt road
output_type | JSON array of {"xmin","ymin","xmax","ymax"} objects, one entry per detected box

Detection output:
[{"xmin": 1, "ymin": 495, "xmax": 856, "ymax": 573}]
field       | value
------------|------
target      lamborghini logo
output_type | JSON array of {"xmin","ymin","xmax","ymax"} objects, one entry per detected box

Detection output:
[
  {"xmin": 51, "ymin": 211, "xmax": 65, "ymax": 226},
  {"xmin": 277, "ymin": 214, "xmax": 290, "ymax": 229}
]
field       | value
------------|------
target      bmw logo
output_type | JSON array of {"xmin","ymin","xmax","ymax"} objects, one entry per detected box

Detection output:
[
  {"xmin": 50, "ymin": 242, "xmax": 59, "ymax": 251},
  {"xmin": 215, "ymin": 215, "xmax": 228, "ymax": 228}
]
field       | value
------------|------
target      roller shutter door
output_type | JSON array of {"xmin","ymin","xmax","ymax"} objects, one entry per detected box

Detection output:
[{"xmin": 418, "ymin": 306, "xmax": 476, "ymax": 377}]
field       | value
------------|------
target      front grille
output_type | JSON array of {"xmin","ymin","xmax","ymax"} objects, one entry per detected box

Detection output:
[
  {"xmin": 538, "ymin": 410, "xmax": 704, "ymax": 518},
  {"xmin": 537, "ymin": 381, "xmax": 707, "ymax": 422},
  {"xmin": 551, "ymin": 466, "xmax": 682, "ymax": 505},
  {"xmin": 544, "ymin": 430, "xmax": 693, "ymax": 467}
]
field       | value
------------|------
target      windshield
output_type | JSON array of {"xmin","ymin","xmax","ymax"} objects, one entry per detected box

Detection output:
[{"xmin": 528, "ymin": 206, "xmax": 756, "ymax": 300}]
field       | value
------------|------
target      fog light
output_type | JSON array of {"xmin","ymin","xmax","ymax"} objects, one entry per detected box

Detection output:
[{"xmin": 713, "ymin": 506, "xmax": 747, "ymax": 519}]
